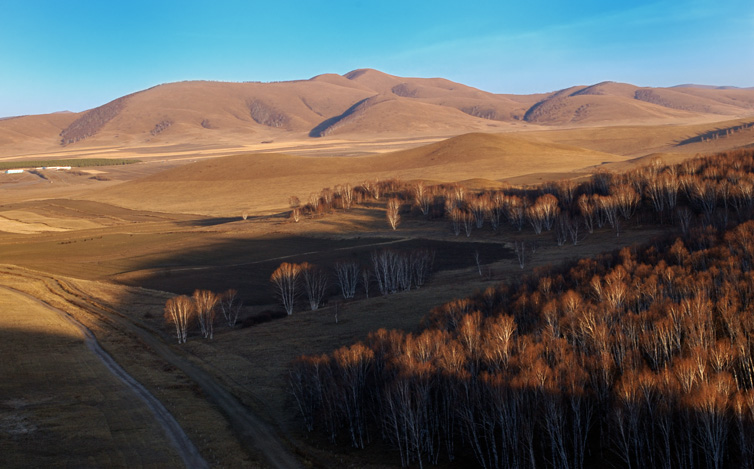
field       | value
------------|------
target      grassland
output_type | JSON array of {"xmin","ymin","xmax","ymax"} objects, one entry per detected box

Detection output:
[
  {"xmin": 0, "ymin": 192, "xmax": 666, "ymax": 467},
  {"xmin": 0, "ymin": 158, "xmax": 140, "ymax": 171},
  {"xmin": 1, "ymin": 118, "xmax": 753, "ymax": 467}
]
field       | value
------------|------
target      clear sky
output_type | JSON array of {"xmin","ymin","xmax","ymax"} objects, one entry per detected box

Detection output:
[{"xmin": 1, "ymin": 0, "xmax": 752, "ymax": 118}]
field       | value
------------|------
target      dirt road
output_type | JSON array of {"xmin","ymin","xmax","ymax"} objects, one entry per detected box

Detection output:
[
  {"xmin": 0, "ymin": 285, "xmax": 209, "ymax": 469},
  {"xmin": 0, "ymin": 267, "xmax": 303, "ymax": 469}
]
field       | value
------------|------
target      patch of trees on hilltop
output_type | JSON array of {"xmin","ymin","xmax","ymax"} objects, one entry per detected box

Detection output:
[{"xmin": 290, "ymin": 149, "xmax": 754, "ymax": 469}]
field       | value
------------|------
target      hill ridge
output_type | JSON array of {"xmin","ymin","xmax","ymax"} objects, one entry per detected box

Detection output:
[{"xmin": 2, "ymin": 69, "xmax": 753, "ymax": 158}]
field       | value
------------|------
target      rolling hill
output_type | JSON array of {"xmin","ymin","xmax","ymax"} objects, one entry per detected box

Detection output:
[
  {"xmin": 88, "ymin": 132, "xmax": 621, "ymax": 216},
  {"xmin": 1, "ymin": 70, "xmax": 753, "ymax": 159}
]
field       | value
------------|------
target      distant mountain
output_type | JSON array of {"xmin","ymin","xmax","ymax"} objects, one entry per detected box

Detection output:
[{"xmin": 1, "ymin": 70, "xmax": 753, "ymax": 157}]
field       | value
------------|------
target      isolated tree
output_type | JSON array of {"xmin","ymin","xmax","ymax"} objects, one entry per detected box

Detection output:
[
  {"xmin": 514, "ymin": 240, "xmax": 528, "ymax": 269},
  {"xmin": 164, "ymin": 295, "xmax": 194, "ymax": 344},
  {"xmin": 193, "ymin": 289, "xmax": 218, "ymax": 339},
  {"xmin": 219, "ymin": 289, "xmax": 242, "ymax": 328},
  {"xmin": 410, "ymin": 249, "xmax": 434, "ymax": 288},
  {"xmin": 271, "ymin": 262, "xmax": 302, "ymax": 315},
  {"xmin": 361, "ymin": 268, "xmax": 371, "ymax": 298},
  {"xmin": 334, "ymin": 260, "xmax": 359, "ymax": 299},
  {"xmin": 289, "ymin": 195, "xmax": 302, "ymax": 222},
  {"xmin": 300, "ymin": 262, "xmax": 329, "ymax": 311},
  {"xmin": 387, "ymin": 197, "xmax": 401, "ymax": 230}
]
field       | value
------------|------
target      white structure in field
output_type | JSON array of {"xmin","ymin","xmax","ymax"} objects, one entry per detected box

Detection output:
[
  {"xmin": 41, "ymin": 166, "xmax": 72, "ymax": 171},
  {"xmin": 4, "ymin": 169, "xmax": 24, "ymax": 174}
]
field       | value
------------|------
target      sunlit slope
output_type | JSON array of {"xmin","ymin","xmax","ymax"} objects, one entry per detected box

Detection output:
[
  {"xmin": 89, "ymin": 132, "xmax": 620, "ymax": 216},
  {"xmin": 2, "ymin": 71, "xmax": 752, "ymax": 160}
]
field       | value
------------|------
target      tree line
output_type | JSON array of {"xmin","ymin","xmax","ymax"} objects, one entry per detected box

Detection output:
[
  {"xmin": 289, "ymin": 149, "xmax": 754, "ymax": 241},
  {"xmin": 164, "ymin": 247, "xmax": 435, "ymax": 341},
  {"xmin": 270, "ymin": 248, "xmax": 435, "ymax": 315},
  {"xmin": 289, "ymin": 149, "xmax": 754, "ymax": 468}
]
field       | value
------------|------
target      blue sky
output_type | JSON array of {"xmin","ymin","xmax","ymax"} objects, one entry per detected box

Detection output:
[{"xmin": 1, "ymin": 0, "xmax": 752, "ymax": 117}]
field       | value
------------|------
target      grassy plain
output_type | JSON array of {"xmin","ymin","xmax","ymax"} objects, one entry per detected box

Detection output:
[{"xmin": 0, "ymin": 119, "xmax": 752, "ymax": 466}]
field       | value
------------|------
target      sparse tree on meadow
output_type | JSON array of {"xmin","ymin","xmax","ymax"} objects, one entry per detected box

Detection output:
[
  {"xmin": 387, "ymin": 198, "xmax": 401, "ymax": 230},
  {"xmin": 164, "ymin": 295, "xmax": 194, "ymax": 344},
  {"xmin": 289, "ymin": 195, "xmax": 301, "ymax": 222},
  {"xmin": 301, "ymin": 262, "xmax": 329, "ymax": 311},
  {"xmin": 271, "ymin": 262, "xmax": 302, "ymax": 315},
  {"xmin": 193, "ymin": 289, "xmax": 218, "ymax": 339},
  {"xmin": 219, "ymin": 289, "xmax": 242, "ymax": 328},
  {"xmin": 334, "ymin": 260, "xmax": 360, "ymax": 299},
  {"xmin": 361, "ymin": 268, "xmax": 371, "ymax": 298}
]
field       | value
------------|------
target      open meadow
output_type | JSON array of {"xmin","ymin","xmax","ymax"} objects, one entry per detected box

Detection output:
[{"xmin": 2, "ymin": 92, "xmax": 754, "ymax": 467}]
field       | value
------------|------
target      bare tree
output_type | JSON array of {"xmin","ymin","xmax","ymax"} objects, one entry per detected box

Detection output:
[
  {"xmin": 598, "ymin": 195, "xmax": 621, "ymax": 236},
  {"xmin": 411, "ymin": 249, "xmax": 435, "ymax": 288},
  {"xmin": 467, "ymin": 194, "xmax": 487, "ymax": 228},
  {"xmin": 301, "ymin": 262, "xmax": 329, "ymax": 311},
  {"xmin": 462, "ymin": 210, "xmax": 474, "ymax": 237},
  {"xmin": 271, "ymin": 262, "xmax": 302, "ymax": 315},
  {"xmin": 289, "ymin": 195, "xmax": 301, "ymax": 222},
  {"xmin": 387, "ymin": 198, "xmax": 401, "ymax": 230},
  {"xmin": 334, "ymin": 260, "xmax": 359, "ymax": 299},
  {"xmin": 341, "ymin": 183, "xmax": 354, "ymax": 210},
  {"xmin": 193, "ymin": 289, "xmax": 218, "ymax": 339},
  {"xmin": 612, "ymin": 184, "xmax": 641, "ymax": 221},
  {"xmin": 578, "ymin": 194, "xmax": 596, "ymax": 233},
  {"xmin": 361, "ymin": 268, "xmax": 371, "ymax": 298},
  {"xmin": 414, "ymin": 181, "xmax": 433, "ymax": 216},
  {"xmin": 448, "ymin": 205, "xmax": 463, "ymax": 236},
  {"xmin": 504, "ymin": 195, "xmax": 527, "ymax": 231},
  {"xmin": 514, "ymin": 240, "xmax": 527, "ymax": 269},
  {"xmin": 164, "ymin": 295, "xmax": 194, "ymax": 344},
  {"xmin": 219, "ymin": 289, "xmax": 242, "ymax": 328},
  {"xmin": 489, "ymin": 191, "xmax": 505, "ymax": 231}
]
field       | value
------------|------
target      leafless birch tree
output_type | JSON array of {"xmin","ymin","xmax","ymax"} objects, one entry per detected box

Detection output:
[
  {"xmin": 164, "ymin": 295, "xmax": 194, "ymax": 344},
  {"xmin": 301, "ymin": 262, "xmax": 329, "ymax": 311},
  {"xmin": 334, "ymin": 260, "xmax": 359, "ymax": 299},
  {"xmin": 219, "ymin": 289, "xmax": 242, "ymax": 328},
  {"xmin": 387, "ymin": 198, "xmax": 401, "ymax": 230},
  {"xmin": 271, "ymin": 262, "xmax": 302, "ymax": 315},
  {"xmin": 193, "ymin": 289, "xmax": 218, "ymax": 339}
]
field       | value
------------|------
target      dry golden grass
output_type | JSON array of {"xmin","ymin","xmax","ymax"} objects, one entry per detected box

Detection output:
[
  {"xmin": 0, "ymin": 267, "xmax": 260, "ymax": 468},
  {"xmin": 1, "ymin": 97, "xmax": 753, "ymax": 466},
  {"xmin": 0, "ymin": 285, "xmax": 185, "ymax": 468},
  {"xmin": 2, "ymin": 70, "xmax": 752, "ymax": 161},
  {"xmin": 0, "ymin": 200, "xmax": 668, "ymax": 467}
]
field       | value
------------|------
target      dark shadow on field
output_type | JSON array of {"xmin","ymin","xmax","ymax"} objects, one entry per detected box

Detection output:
[
  {"xmin": 0, "ymin": 327, "xmax": 184, "ymax": 469},
  {"xmin": 109, "ymin": 235, "xmax": 513, "ymax": 307},
  {"xmin": 174, "ymin": 212, "xmax": 290, "ymax": 227},
  {"xmin": 176, "ymin": 217, "xmax": 242, "ymax": 227}
]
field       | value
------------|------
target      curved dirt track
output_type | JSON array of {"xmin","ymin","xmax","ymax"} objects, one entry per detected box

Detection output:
[
  {"xmin": 0, "ymin": 285, "xmax": 209, "ymax": 469},
  {"xmin": 0, "ymin": 266, "xmax": 303, "ymax": 469}
]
